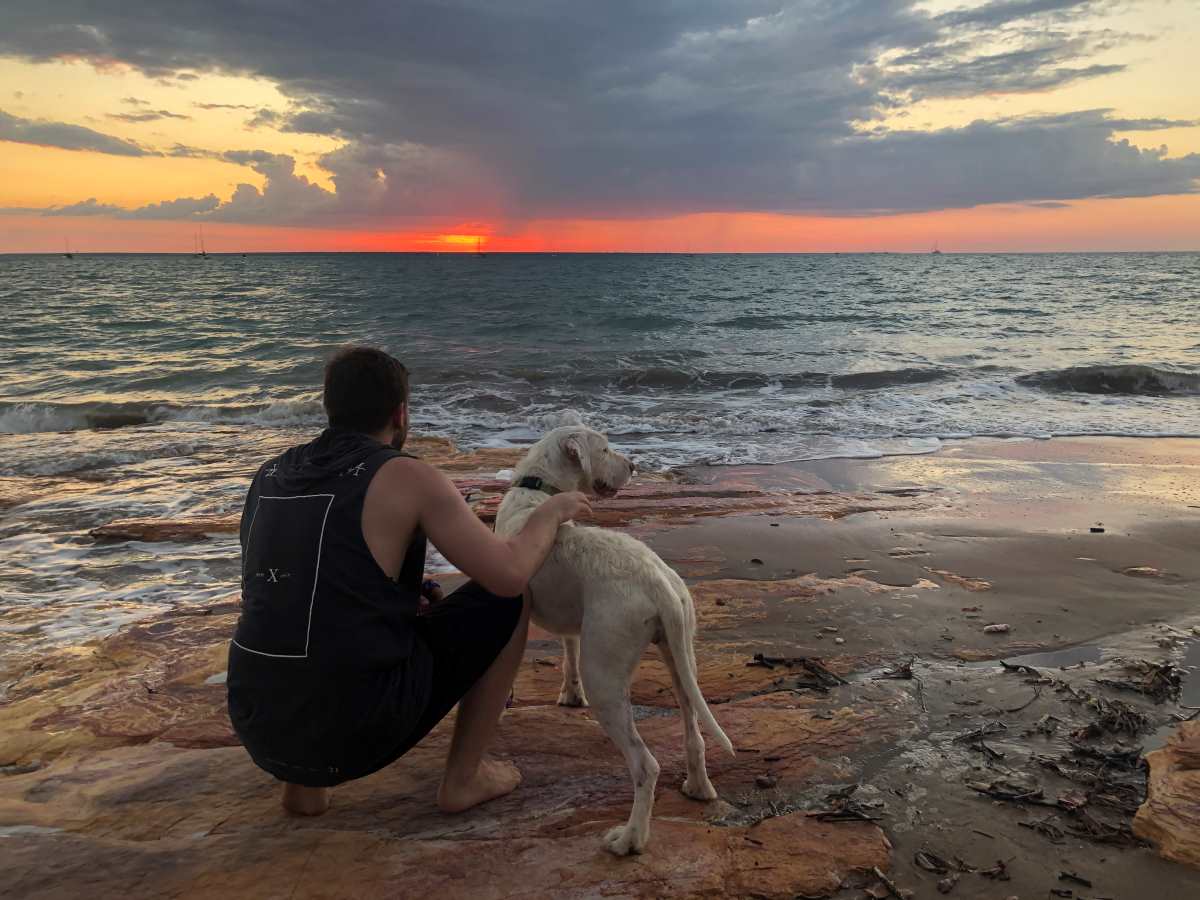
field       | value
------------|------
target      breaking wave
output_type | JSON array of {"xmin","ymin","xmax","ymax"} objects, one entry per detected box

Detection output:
[
  {"xmin": 0, "ymin": 398, "xmax": 324, "ymax": 434},
  {"xmin": 1016, "ymin": 365, "xmax": 1200, "ymax": 396}
]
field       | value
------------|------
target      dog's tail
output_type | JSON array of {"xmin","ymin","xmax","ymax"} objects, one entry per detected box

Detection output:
[{"xmin": 653, "ymin": 570, "xmax": 735, "ymax": 757}]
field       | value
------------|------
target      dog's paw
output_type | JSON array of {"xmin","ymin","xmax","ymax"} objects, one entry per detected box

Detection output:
[
  {"xmin": 682, "ymin": 776, "xmax": 718, "ymax": 801},
  {"xmin": 603, "ymin": 824, "xmax": 647, "ymax": 856},
  {"xmin": 556, "ymin": 686, "xmax": 589, "ymax": 707}
]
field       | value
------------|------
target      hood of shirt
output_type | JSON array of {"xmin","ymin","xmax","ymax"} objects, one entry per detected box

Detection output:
[{"xmin": 267, "ymin": 427, "xmax": 391, "ymax": 493}]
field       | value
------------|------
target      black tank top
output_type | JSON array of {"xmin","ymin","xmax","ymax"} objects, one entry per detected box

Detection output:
[{"xmin": 231, "ymin": 428, "xmax": 426, "ymax": 670}]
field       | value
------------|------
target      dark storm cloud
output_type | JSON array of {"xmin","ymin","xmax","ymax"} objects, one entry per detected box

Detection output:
[
  {"xmin": 797, "ymin": 111, "xmax": 1200, "ymax": 213},
  {"xmin": 1, "ymin": 1, "xmax": 1195, "ymax": 222},
  {"xmin": 0, "ymin": 108, "xmax": 148, "ymax": 155}
]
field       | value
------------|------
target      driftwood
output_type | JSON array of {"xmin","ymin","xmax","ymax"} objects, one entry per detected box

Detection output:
[{"xmin": 746, "ymin": 653, "xmax": 848, "ymax": 689}]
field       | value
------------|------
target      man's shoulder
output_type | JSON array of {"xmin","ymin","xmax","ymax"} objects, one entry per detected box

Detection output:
[{"xmin": 374, "ymin": 453, "xmax": 439, "ymax": 486}]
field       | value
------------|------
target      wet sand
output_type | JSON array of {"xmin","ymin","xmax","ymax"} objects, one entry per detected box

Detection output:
[
  {"xmin": 2, "ymin": 436, "xmax": 1199, "ymax": 898},
  {"xmin": 640, "ymin": 438, "xmax": 1200, "ymax": 897}
]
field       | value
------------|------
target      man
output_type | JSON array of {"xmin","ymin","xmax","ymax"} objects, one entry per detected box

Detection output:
[{"xmin": 227, "ymin": 346, "xmax": 590, "ymax": 816}]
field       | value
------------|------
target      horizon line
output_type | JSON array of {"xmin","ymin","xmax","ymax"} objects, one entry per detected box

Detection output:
[{"xmin": 5, "ymin": 249, "xmax": 1200, "ymax": 256}]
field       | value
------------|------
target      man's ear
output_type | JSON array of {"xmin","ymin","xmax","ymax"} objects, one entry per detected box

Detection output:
[
  {"xmin": 394, "ymin": 403, "xmax": 408, "ymax": 429},
  {"xmin": 561, "ymin": 432, "xmax": 593, "ymax": 479}
]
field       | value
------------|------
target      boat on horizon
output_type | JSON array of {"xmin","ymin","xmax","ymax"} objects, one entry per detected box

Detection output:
[{"xmin": 63, "ymin": 238, "xmax": 73, "ymax": 260}]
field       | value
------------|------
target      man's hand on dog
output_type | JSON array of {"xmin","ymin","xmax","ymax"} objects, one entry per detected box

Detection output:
[{"xmin": 544, "ymin": 490, "xmax": 593, "ymax": 524}]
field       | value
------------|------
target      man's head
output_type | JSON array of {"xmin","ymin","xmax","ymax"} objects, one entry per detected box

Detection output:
[{"xmin": 323, "ymin": 345, "xmax": 410, "ymax": 448}]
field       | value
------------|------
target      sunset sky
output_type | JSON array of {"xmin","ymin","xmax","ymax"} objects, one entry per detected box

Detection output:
[{"xmin": 1, "ymin": 1, "xmax": 1197, "ymax": 252}]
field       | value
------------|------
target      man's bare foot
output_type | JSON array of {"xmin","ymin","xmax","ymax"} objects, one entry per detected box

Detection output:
[
  {"xmin": 437, "ymin": 758, "xmax": 522, "ymax": 813},
  {"xmin": 282, "ymin": 783, "xmax": 331, "ymax": 816}
]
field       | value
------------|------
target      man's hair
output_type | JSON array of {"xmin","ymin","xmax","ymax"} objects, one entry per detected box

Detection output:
[{"xmin": 323, "ymin": 345, "xmax": 410, "ymax": 432}]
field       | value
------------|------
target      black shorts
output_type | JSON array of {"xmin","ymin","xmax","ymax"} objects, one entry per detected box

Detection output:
[{"xmin": 228, "ymin": 581, "xmax": 523, "ymax": 787}]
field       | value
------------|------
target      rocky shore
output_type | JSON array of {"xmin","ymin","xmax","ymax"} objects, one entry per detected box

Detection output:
[{"xmin": 2, "ymin": 436, "xmax": 1199, "ymax": 899}]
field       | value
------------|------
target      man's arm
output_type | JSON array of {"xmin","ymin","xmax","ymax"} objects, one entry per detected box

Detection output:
[{"xmin": 413, "ymin": 465, "xmax": 589, "ymax": 597}]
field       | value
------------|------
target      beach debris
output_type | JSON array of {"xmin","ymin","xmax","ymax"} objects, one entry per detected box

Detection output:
[
  {"xmin": 989, "ymin": 686, "xmax": 1043, "ymax": 715},
  {"xmin": 807, "ymin": 783, "xmax": 884, "ymax": 823},
  {"xmin": 1069, "ymin": 740, "xmax": 1143, "ymax": 770},
  {"xmin": 1057, "ymin": 789, "xmax": 1090, "ymax": 811},
  {"xmin": 1059, "ymin": 870, "xmax": 1093, "ymax": 888},
  {"xmin": 950, "ymin": 720, "xmax": 1008, "ymax": 753},
  {"xmin": 936, "ymin": 874, "xmax": 959, "ymax": 894},
  {"xmin": 999, "ymin": 659, "xmax": 1043, "ymax": 679},
  {"xmin": 983, "ymin": 623, "xmax": 1011, "ymax": 634},
  {"xmin": 876, "ymin": 657, "xmax": 916, "ymax": 680},
  {"xmin": 1075, "ymin": 696, "xmax": 1151, "ymax": 738},
  {"xmin": 1031, "ymin": 742, "xmax": 1148, "ymax": 815},
  {"xmin": 820, "ymin": 625, "xmax": 840, "ymax": 633},
  {"xmin": 967, "ymin": 777, "xmax": 1050, "ymax": 805},
  {"xmin": 1090, "ymin": 525, "xmax": 1105, "ymax": 533},
  {"xmin": 1026, "ymin": 714, "xmax": 1062, "ymax": 737},
  {"xmin": 868, "ymin": 865, "xmax": 912, "ymax": 899},
  {"xmin": 1049, "ymin": 890, "xmax": 1072, "ymax": 898},
  {"xmin": 913, "ymin": 849, "xmax": 952, "ymax": 874},
  {"xmin": 834, "ymin": 637, "xmax": 846, "ymax": 645},
  {"xmin": 754, "ymin": 774, "xmax": 778, "ymax": 789},
  {"xmin": 1094, "ymin": 659, "xmax": 1183, "ymax": 703},
  {"xmin": 978, "ymin": 859, "xmax": 1010, "ymax": 881},
  {"xmin": 1020, "ymin": 815, "xmax": 1066, "ymax": 842},
  {"xmin": 873, "ymin": 656, "xmax": 927, "ymax": 710},
  {"xmin": 1063, "ymin": 808, "xmax": 1144, "ymax": 846},
  {"xmin": 745, "ymin": 653, "xmax": 848, "ymax": 688},
  {"xmin": 749, "ymin": 557, "xmax": 764, "ymax": 565}
]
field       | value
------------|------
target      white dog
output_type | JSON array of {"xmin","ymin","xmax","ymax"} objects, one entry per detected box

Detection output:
[{"xmin": 495, "ymin": 425, "xmax": 734, "ymax": 855}]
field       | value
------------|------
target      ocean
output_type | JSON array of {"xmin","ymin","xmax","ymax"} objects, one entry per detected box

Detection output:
[{"xmin": 1, "ymin": 252, "xmax": 1198, "ymax": 651}]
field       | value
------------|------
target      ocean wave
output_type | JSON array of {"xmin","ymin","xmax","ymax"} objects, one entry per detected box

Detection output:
[
  {"xmin": 1016, "ymin": 365, "xmax": 1200, "ymax": 396},
  {"xmin": 0, "ymin": 398, "xmax": 323, "ymax": 434},
  {"xmin": 461, "ymin": 365, "xmax": 966, "ymax": 393},
  {"xmin": 831, "ymin": 368, "xmax": 956, "ymax": 390},
  {"xmin": 710, "ymin": 312, "xmax": 884, "ymax": 328}
]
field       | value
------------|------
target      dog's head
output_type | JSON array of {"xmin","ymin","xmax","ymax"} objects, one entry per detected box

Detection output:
[{"xmin": 519, "ymin": 425, "xmax": 635, "ymax": 498}]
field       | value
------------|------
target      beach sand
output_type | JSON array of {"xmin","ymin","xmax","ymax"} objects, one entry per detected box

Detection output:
[{"xmin": 2, "ymin": 436, "xmax": 1199, "ymax": 898}]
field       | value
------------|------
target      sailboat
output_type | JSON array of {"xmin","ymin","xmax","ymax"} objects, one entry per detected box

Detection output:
[
  {"xmin": 931, "ymin": 241, "xmax": 943, "ymax": 255},
  {"xmin": 63, "ymin": 238, "xmax": 73, "ymax": 260},
  {"xmin": 475, "ymin": 236, "xmax": 486, "ymax": 258},
  {"xmin": 195, "ymin": 227, "xmax": 208, "ymax": 258}
]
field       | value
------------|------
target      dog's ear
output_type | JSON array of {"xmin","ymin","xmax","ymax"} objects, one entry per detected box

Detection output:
[{"xmin": 560, "ymin": 432, "xmax": 593, "ymax": 479}]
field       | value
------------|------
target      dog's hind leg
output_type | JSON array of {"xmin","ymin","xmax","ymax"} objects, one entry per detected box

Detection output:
[
  {"xmin": 656, "ymin": 641, "xmax": 718, "ymax": 801},
  {"xmin": 580, "ymin": 618, "xmax": 659, "ymax": 855},
  {"xmin": 557, "ymin": 636, "xmax": 588, "ymax": 707}
]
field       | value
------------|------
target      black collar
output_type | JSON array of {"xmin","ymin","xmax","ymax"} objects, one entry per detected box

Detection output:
[{"xmin": 514, "ymin": 475, "xmax": 561, "ymax": 496}]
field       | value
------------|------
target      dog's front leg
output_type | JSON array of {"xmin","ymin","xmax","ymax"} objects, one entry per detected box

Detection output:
[{"xmin": 557, "ymin": 636, "xmax": 588, "ymax": 707}]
